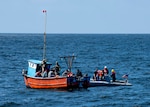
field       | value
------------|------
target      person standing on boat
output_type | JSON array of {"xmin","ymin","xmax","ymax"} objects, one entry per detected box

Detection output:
[
  {"xmin": 97, "ymin": 70, "xmax": 104, "ymax": 80},
  {"xmin": 104, "ymin": 66, "xmax": 109, "ymax": 75},
  {"xmin": 55, "ymin": 61, "xmax": 61, "ymax": 75},
  {"xmin": 93, "ymin": 68, "xmax": 99, "ymax": 80},
  {"xmin": 76, "ymin": 69, "xmax": 83, "ymax": 78},
  {"xmin": 42, "ymin": 69, "xmax": 48, "ymax": 77},
  {"xmin": 103, "ymin": 66, "xmax": 110, "ymax": 81},
  {"xmin": 41, "ymin": 59, "xmax": 46, "ymax": 73},
  {"xmin": 93, "ymin": 71, "xmax": 97, "ymax": 81},
  {"xmin": 111, "ymin": 69, "xmax": 116, "ymax": 82}
]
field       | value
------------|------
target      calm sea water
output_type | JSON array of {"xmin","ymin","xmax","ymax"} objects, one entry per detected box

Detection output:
[{"xmin": 0, "ymin": 33, "xmax": 150, "ymax": 107}]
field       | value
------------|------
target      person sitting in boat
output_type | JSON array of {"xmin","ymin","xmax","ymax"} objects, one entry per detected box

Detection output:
[
  {"xmin": 67, "ymin": 70, "xmax": 73, "ymax": 77},
  {"xmin": 111, "ymin": 69, "xmax": 116, "ymax": 82},
  {"xmin": 62, "ymin": 69, "xmax": 69, "ymax": 77},
  {"xmin": 76, "ymin": 69, "xmax": 83, "ymax": 78},
  {"xmin": 62, "ymin": 69, "xmax": 73, "ymax": 77},
  {"xmin": 54, "ymin": 61, "xmax": 61, "ymax": 75},
  {"xmin": 48, "ymin": 69, "xmax": 56, "ymax": 77}
]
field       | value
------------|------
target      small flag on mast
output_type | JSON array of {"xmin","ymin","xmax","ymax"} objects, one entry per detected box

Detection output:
[
  {"xmin": 122, "ymin": 74, "xmax": 128, "ymax": 78},
  {"xmin": 43, "ymin": 10, "xmax": 46, "ymax": 13}
]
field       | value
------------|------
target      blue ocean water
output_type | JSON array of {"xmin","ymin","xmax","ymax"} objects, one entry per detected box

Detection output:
[{"xmin": 0, "ymin": 33, "xmax": 150, "ymax": 107}]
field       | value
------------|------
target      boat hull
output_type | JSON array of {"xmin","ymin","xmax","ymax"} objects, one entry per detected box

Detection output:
[
  {"xmin": 67, "ymin": 76, "xmax": 90, "ymax": 89},
  {"xmin": 24, "ymin": 75, "xmax": 67, "ymax": 89},
  {"xmin": 89, "ymin": 79, "xmax": 132, "ymax": 87}
]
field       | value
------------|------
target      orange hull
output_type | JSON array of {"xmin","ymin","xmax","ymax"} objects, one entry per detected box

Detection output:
[{"xmin": 24, "ymin": 76, "xmax": 67, "ymax": 89}]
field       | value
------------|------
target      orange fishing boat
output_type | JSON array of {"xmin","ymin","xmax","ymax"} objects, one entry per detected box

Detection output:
[
  {"xmin": 22, "ymin": 60, "xmax": 68, "ymax": 89},
  {"xmin": 22, "ymin": 10, "xmax": 68, "ymax": 89},
  {"xmin": 24, "ymin": 76, "xmax": 67, "ymax": 89}
]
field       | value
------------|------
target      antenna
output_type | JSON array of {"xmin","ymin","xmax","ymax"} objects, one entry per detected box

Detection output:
[
  {"xmin": 60, "ymin": 54, "xmax": 76, "ymax": 71},
  {"xmin": 42, "ymin": 10, "xmax": 47, "ymax": 60}
]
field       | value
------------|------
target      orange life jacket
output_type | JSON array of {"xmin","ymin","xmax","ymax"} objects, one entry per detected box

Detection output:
[{"xmin": 98, "ymin": 70, "xmax": 103, "ymax": 77}]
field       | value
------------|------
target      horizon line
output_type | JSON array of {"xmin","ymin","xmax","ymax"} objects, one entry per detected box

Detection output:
[{"xmin": 0, "ymin": 33, "xmax": 150, "ymax": 35}]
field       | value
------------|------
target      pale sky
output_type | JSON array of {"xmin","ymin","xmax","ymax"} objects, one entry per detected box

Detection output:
[{"xmin": 0, "ymin": 0, "xmax": 150, "ymax": 34}]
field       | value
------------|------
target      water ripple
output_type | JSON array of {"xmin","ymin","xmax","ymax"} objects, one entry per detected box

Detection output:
[{"xmin": 0, "ymin": 34, "xmax": 150, "ymax": 107}]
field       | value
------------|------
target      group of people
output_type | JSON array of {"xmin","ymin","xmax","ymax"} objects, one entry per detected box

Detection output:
[
  {"xmin": 35, "ymin": 60, "xmax": 61, "ymax": 78},
  {"xmin": 35, "ymin": 60, "xmax": 84, "ymax": 79},
  {"xmin": 35, "ymin": 60, "xmax": 116, "ymax": 82},
  {"xmin": 93, "ymin": 66, "xmax": 116, "ymax": 82},
  {"xmin": 62, "ymin": 69, "xmax": 83, "ymax": 79}
]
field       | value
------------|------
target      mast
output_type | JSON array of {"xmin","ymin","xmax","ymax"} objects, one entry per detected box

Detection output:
[
  {"xmin": 43, "ymin": 10, "xmax": 47, "ymax": 60},
  {"xmin": 60, "ymin": 54, "xmax": 76, "ymax": 71}
]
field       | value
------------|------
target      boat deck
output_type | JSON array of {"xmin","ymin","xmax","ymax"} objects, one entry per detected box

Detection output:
[{"xmin": 89, "ymin": 79, "xmax": 132, "ymax": 87}]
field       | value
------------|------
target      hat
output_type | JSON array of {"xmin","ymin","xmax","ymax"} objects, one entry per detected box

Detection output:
[
  {"xmin": 111, "ymin": 69, "xmax": 115, "ymax": 72},
  {"xmin": 104, "ymin": 66, "xmax": 107, "ymax": 68}
]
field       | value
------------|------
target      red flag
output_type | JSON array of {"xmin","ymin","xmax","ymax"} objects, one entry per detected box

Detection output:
[{"xmin": 43, "ymin": 10, "xmax": 46, "ymax": 13}]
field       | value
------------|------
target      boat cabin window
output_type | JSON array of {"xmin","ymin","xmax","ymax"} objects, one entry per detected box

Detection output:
[{"xmin": 36, "ymin": 64, "xmax": 42, "ymax": 72}]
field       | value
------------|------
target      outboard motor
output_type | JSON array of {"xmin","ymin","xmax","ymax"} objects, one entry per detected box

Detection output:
[
  {"xmin": 67, "ymin": 77, "xmax": 77, "ymax": 89},
  {"xmin": 82, "ymin": 76, "xmax": 90, "ymax": 89}
]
